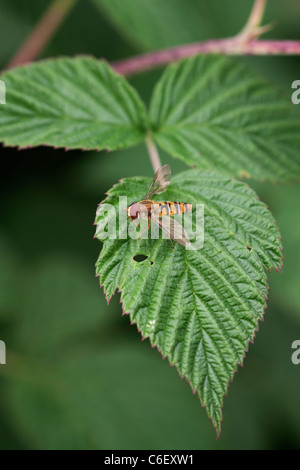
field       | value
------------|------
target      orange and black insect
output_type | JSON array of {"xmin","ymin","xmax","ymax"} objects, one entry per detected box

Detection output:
[{"xmin": 127, "ymin": 165, "xmax": 192, "ymax": 247}]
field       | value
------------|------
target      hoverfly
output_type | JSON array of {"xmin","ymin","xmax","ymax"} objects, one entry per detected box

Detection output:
[{"xmin": 127, "ymin": 165, "xmax": 192, "ymax": 247}]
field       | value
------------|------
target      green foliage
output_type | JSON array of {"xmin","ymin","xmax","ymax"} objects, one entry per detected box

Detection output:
[
  {"xmin": 4, "ymin": 343, "xmax": 217, "ymax": 449},
  {"xmin": 0, "ymin": 51, "xmax": 294, "ymax": 433},
  {"xmin": 92, "ymin": 0, "xmax": 215, "ymax": 50},
  {"xmin": 0, "ymin": 57, "xmax": 148, "ymax": 150},
  {"xmin": 91, "ymin": 0, "xmax": 258, "ymax": 51},
  {"xmin": 261, "ymin": 183, "xmax": 300, "ymax": 317},
  {"xmin": 2, "ymin": 54, "xmax": 300, "ymax": 182},
  {"xmin": 150, "ymin": 55, "xmax": 300, "ymax": 181},
  {"xmin": 0, "ymin": 0, "xmax": 300, "ymax": 450},
  {"xmin": 0, "ymin": 247, "xmax": 218, "ymax": 449},
  {"xmin": 15, "ymin": 257, "xmax": 106, "ymax": 357},
  {"xmin": 0, "ymin": 236, "xmax": 19, "ymax": 318},
  {"xmin": 95, "ymin": 170, "xmax": 282, "ymax": 432}
]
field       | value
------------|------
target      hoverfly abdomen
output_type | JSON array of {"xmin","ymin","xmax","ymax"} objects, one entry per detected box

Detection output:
[{"xmin": 158, "ymin": 202, "xmax": 192, "ymax": 217}]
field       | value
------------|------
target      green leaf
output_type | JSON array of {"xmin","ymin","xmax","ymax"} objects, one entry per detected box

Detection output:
[
  {"xmin": 95, "ymin": 169, "xmax": 282, "ymax": 433},
  {"xmin": 150, "ymin": 55, "xmax": 300, "ymax": 182},
  {"xmin": 0, "ymin": 57, "xmax": 148, "ymax": 150}
]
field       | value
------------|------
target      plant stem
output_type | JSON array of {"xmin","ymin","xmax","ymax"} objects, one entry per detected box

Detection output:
[
  {"xmin": 237, "ymin": 0, "xmax": 267, "ymax": 42},
  {"xmin": 145, "ymin": 133, "xmax": 161, "ymax": 173},
  {"xmin": 110, "ymin": 0, "xmax": 300, "ymax": 77},
  {"xmin": 7, "ymin": 0, "xmax": 78, "ymax": 69},
  {"xmin": 111, "ymin": 39, "xmax": 300, "ymax": 76}
]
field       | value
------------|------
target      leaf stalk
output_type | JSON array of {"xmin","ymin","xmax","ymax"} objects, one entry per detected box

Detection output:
[{"xmin": 145, "ymin": 132, "xmax": 161, "ymax": 174}]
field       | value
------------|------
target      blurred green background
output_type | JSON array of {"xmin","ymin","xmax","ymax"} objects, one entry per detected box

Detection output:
[{"xmin": 0, "ymin": 0, "xmax": 299, "ymax": 450}]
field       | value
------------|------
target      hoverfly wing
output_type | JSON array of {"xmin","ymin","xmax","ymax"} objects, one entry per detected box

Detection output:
[
  {"xmin": 153, "ymin": 215, "xmax": 191, "ymax": 247},
  {"xmin": 145, "ymin": 164, "xmax": 171, "ymax": 199}
]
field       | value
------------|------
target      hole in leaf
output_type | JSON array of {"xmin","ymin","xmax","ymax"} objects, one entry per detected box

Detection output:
[
  {"xmin": 133, "ymin": 254, "xmax": 149, "ymax": 263},
  {"xmin": 150, "ymin": 261, "xmax": 154, "ymax": 266},
  {"xmin": 246, "ymin": 245, "xmax": 253, "ymax": 252}
]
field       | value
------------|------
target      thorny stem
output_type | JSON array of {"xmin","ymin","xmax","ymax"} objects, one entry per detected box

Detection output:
[
  {"xmin": 145, "ymin": 132, "xmax": 161, "ymax": 174},
  {"xmin": 111, "ymin": 0, "xmax": 300, "ymax": 77},
  {"xmin": 7, "ymin": 0, "xmax": 78, "ymax": 69},
  {"xmin": 237, "ymin": 0, "xmax": 267, "ymax": 43}
]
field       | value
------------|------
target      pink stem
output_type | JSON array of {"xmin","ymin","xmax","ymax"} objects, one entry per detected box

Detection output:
[
  {"xmin": 111, "ymin": 39, "xmax": 300, "ymax": 77},
  {"xmin": 145, "ymin": 133, "xmax": 161, "ymax": 173},
  {"xmin": 7, "ymin": 0, "xmax": 78, "ymax": 69}
]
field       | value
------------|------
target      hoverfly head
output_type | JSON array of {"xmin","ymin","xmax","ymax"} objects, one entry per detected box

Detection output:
[{"xmin": 127, "ymin": 203, "xmax": 140, "ymax": 220}]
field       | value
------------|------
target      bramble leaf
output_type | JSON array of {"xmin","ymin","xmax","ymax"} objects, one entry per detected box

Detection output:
[
  {"xmin": 149, "ymin": 55, "xmax": 300, "ymax": 182},
  {"xmin": 0, "ymin": 57, "xmax": 148, "ymax": 150},
  {"xmin": 95, "ymin": 169, "xmax": 282, "ymax": 433}
]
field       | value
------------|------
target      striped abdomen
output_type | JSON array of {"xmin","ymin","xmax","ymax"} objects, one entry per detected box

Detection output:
[{"xmin": 157, "ymin": 201, "xmax": 192, "ymax": 217}]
